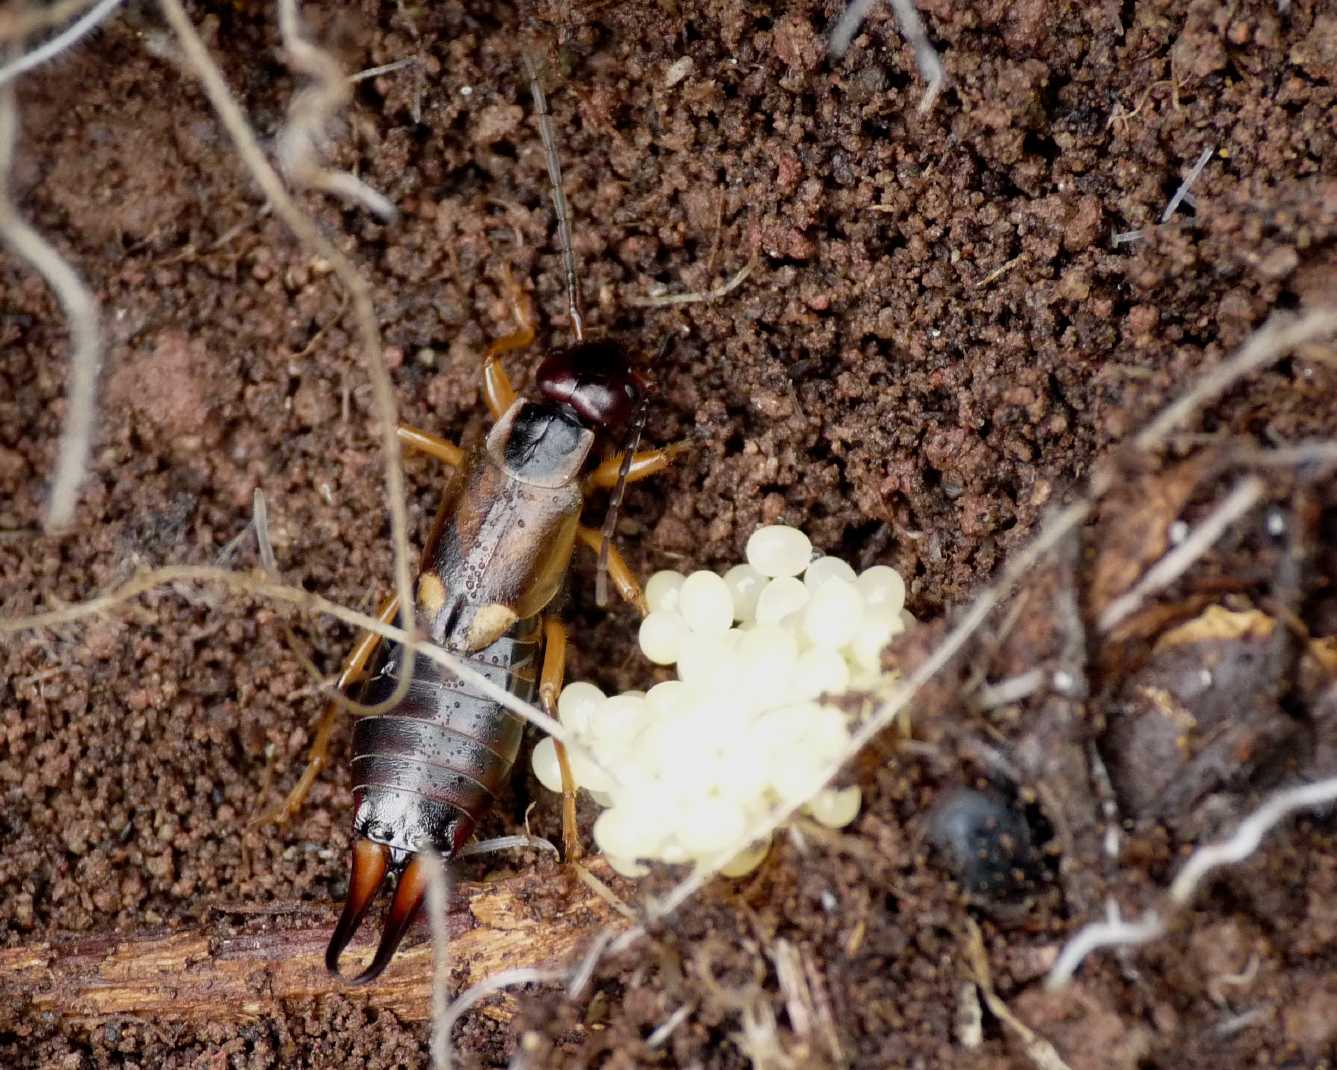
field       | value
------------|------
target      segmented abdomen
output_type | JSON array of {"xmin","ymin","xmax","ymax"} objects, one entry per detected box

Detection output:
[{"xmin": 349, "ymin": 620, "xmax": 540, "ymax": 859}]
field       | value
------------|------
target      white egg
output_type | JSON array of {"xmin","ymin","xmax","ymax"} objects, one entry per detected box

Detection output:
[
  {"xmin": 529, "ymin": 736, "xmax": 564, "ymax": 793},
  {"xmin": 746, "ymin": 525, "xmax": 812, "ymax": 577},
  {"xmin": 645, "ymin": 569, "xmax": 686, "ymax": 613},
  {"xmin": 639, "ymin": 610, "xmax": 687, "ymax": 665},
  {"xmin": 803, "ymin": 555, "xmax": 858, "ymax": 591}
]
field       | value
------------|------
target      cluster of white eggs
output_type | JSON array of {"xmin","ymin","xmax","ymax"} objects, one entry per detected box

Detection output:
[{"xmin": 531, "ymin": 525, "xmax": 912, "ymax": 878}]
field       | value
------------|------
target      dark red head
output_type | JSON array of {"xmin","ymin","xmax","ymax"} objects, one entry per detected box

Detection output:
[{"xmin": 536, "ymin": 340, "xmax": 652, "ymax": 437}]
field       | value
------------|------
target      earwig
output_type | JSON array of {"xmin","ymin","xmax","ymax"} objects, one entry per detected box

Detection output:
[{"xmin": 263, "ymin": 59, "xmax": 688, "ymax": 985}]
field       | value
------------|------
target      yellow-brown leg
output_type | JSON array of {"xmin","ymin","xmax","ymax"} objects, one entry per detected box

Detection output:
[
  {"xmin": 397, "ymin": 424, "xmax": 464, "ymax": 468},
  {"xmin": 482, "ymin": 269, "xmax": 536, "ymax": 421},
  {"xmin": 539, "ymin": 616, "xmax": 581, "ymax": 862},
  {"xmin": 253, "ymin": 594, "xmax": 402, "ymax": 827},
  {"xmin": 576, "ymin": 525, "xmax": 648, "ymax": 614},
  {"xmin": 583, "ymin": 440, "xmax": 693, "ymax": 492}
]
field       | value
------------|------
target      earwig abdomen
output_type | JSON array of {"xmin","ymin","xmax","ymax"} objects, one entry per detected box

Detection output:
[
  {"xmin": 351, "ymin": 624, "xmax": 539, "ymax": 859},
  {"xmin": 324, "ymin": 615, "xmax": 541, "ymax": 984}
]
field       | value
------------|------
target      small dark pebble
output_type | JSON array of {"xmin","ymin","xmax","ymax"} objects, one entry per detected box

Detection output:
[{"xmin": 926, "ymin": 787, "xmax": 1038, "ymax": 900}]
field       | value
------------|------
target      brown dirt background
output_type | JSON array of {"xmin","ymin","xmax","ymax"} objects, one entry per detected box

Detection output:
[{"xmin": 2, "ymin": 0, "xmax": 1336, "ymax": 1066}]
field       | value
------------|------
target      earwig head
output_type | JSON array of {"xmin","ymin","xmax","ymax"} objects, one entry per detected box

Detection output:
[{"xmin": 536, "ymin": 340, "xmax": 652, "ymax": 438}]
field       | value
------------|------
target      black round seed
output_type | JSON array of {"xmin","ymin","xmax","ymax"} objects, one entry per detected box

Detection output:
[{"xmin": 927, "ymin": 787, "xmax": 1037, "ymax": 900}]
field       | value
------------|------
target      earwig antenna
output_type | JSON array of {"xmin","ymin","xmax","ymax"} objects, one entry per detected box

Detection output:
[
  {"xmin": 596, "ymin": 401, "xmax": 647, "ymax": 607},
  {"xmin": 595, "ymin": 335, "xmax": 670, "ymax": 607},
  {"xmin": 524, "ymin": 52, "xmax": 584, "ymax": 343}
]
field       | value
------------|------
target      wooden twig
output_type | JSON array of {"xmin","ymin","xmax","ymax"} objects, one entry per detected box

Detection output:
[{"xmin": 0, "ymin": 862, "xmax": 624, "ymax": 1025}]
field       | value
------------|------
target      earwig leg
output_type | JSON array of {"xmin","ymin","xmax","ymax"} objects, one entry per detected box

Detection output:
[
  {"xmin": 576, "ymin": 525, "xmax": 648, "ymax": 614},
  {"xmin": 252, "ymin": 594, "xmax": 401, "ymax": 828},
  {"xmin": 539, "ymin": 616, "xmax": 581, "ymax": 862},
  {"xmin": 481, "ymin": 266, "xmax": 535, "ymax": 421},
  {"xmin": 583, "ymin": 440, "xmax": 692, "ymax": 492},
  {"xmin": 397, "ymin": 424, "xmax": 464, "ymax": 467}
]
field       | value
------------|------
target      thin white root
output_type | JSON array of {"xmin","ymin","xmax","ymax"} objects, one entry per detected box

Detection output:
[
  {"xmin": 435, "ymin": 967, "xmax": 568, "ymax": 1070},
  {"xmin": 627, "ymin": 259, "xmax": 754, "ymax": 308},
  {"xmin": 890, "ymin": 0, "xmax": 945, "ymax": 113},
  {"xmin": 828, "ymin": 0, "xmax": 877, "ymax": 57},
  {"xmin": 0, "ymin": 563, "xmax": 619, "ymax": 784},
  {"xmin": 1098, "ymin": 475, "xmax": 1265, "ymax": 632},
  {"xmin": 974, "ymin": 667, "xmax": 1047, "ymax": 710},
  {"xmin": 647, "ymin": 1002, "xmax": 695, "ymax": 1048},
  {"xmin": 1233, "ymin": 441, "xmax": 1337, "ymax": 469},
  {"xmin": 566, "ymin": 926, "xmax": 616, "ymax": 1000},
  {"xmin": 458, "ymin": 834, "xmax": 559, "ymax": 859},
  {"xmin": 0, "ymin": 0, "xmax": 125, "ymax": 89},
  {"xmin": 1161, "ymin": 146, "xmax": 1214, "ymax": 224},
  {"xmin": 276, "ymin": 0, "xmax": 397, "ymax": 221},
  {"xmin": 0, "ymin": 76, "xmax": 103, "ymax": 533},
  {"xmin": 1047, "ymin": 776, "xmax": 1337, "ymax": 988},
  {"xmin": 1169, "ymin": 776, "xmax": 1337, "ymax": 905},
  {"xmin": 1044, "ymin": 901, "xmax": 1166, "ymax": 990},
  {"xmin": 424, "ymin": 852, "xmax": 452, "ymax": 1070},
  {"xmin": 829, "ymin": 0, "xmax": 945, "ymax": 113}
]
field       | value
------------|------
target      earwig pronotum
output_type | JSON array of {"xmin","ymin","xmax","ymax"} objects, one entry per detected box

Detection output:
[{"xmin": 260, "ymin": 60, "xmax": 688, "ymax": 984}]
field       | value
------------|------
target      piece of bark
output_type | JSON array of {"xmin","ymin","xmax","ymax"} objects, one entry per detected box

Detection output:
[{"xmin": 0, "ymin": 860, "xmax": 624, "ymax": 1025}]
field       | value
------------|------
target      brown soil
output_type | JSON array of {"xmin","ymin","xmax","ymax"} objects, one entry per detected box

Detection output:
[{"xmin": 2, "ymin": 0, "xmax": 1336, "ymax": 1066}]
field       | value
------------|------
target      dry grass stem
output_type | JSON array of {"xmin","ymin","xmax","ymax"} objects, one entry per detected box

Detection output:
[
  {"xmin": 0, "ymin": 0, "xmax": 125, "ymax": 88},
  {"xmin": 0, "ymin": 0, "xmax": 99, "ymax": 42},
  {"xmin": 965, "ymin": 920, "xmax": 1072, "ymax": 1069},
  {"xmin": 975, "ymin": 253, "xmax": 1024, "ymax": 289},
  {"xmin": 627, "ymin": 258, "xmax": 754, "ymax": 308},
  {"xmin": 423, "ymin": 852, "xmax": 451, "ymax": 1070},
  {"xmin": 1135, "ymin": 308, "xmax": 1337, "ymax": 451},
  {"xmin": 1098, "ymin": 475, "xmax": 1265, "ymax": 632},
  {"xmin": 251, "ymin": 488, "xmax": 278, "ymax": 573},
  {"xmin": 349, "ymin": 56, "xmax": 418, "ymax": 83},
  {"xmin": 572, "ymin": 862, "xmax": 638, "ymax": 922},
  {"xmin": 156, "ymin": 0, "xmax": 416, "ymax": 696},
  {"xmin": 0, "ymin": 75, "xmax": 103, "ymax": 533}
]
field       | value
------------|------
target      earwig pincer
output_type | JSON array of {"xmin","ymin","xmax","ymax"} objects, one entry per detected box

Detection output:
[{"xmin": 259, "ymin": 66, "xmax": 686, "ymax": 984}]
